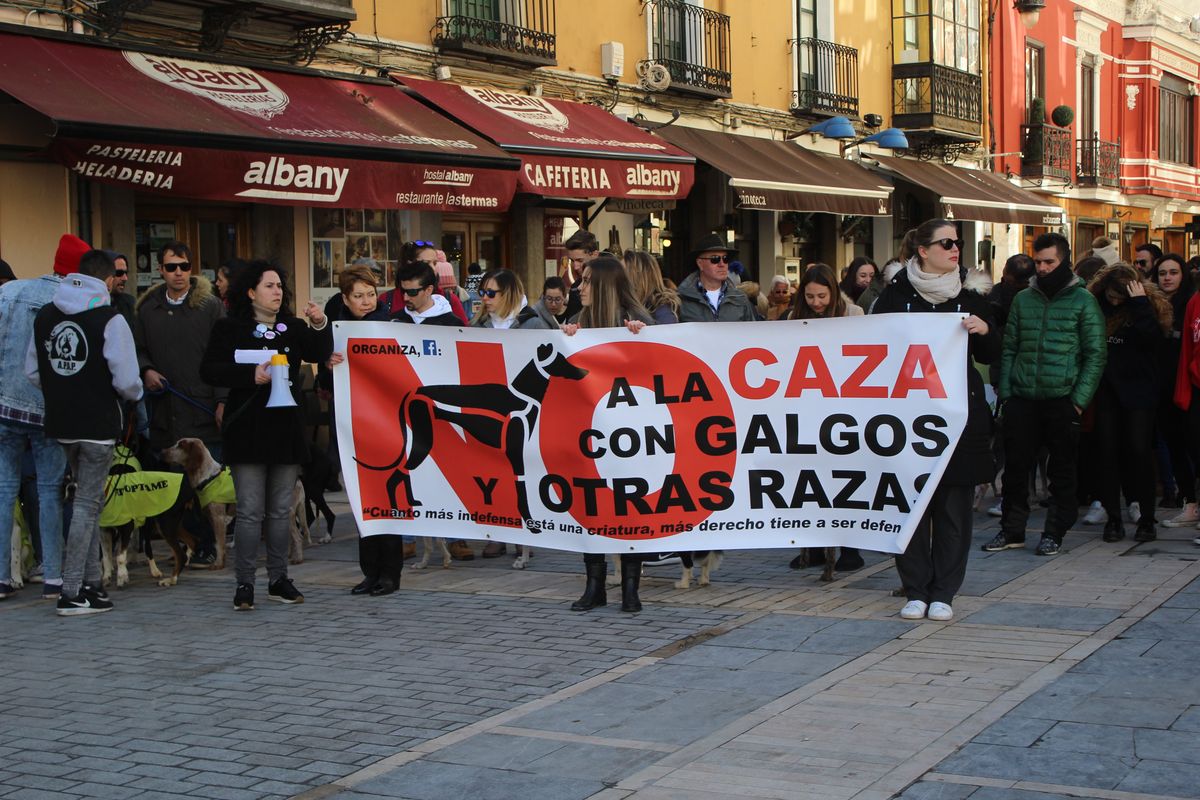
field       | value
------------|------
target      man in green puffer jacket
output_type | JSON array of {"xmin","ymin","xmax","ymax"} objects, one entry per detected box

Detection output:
[{"xmin": 986, "ymin": 232, "xmax": 1106, "ymax": 557}]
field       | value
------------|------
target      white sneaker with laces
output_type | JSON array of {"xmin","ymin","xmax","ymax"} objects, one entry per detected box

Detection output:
[
  {"xmin": 1164, "ymin": 503, "xmax": 1200, "ymax": 528},
  {"xmin": 1127, "ymin": 501, "xmax": 1141, "ymax": 524},
  {"xmin": 1082, "ymin": 501, "xmax": 1106, "ymax": 525},
  {"xmin": 900, "ymin": 600, "xmax": 928, "ymax": 620},
  {"xmin": 927, "ymin": 602, "xmax": 954, "ymax": 621},
  {"xmin": 987, "ymin": 500, "xmax": 1003, "ymax": 517}
]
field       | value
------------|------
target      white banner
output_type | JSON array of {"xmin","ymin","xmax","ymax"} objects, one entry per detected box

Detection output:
[{"xmin": 332, "ymin": 315, "xmax": 968, "ymax": 554}]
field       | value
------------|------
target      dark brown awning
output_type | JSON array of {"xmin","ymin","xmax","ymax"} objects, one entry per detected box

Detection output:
[
  {"xmin": 868, "ymin": 155, "xmax": 1065, "ymax": 226},
  {"xmin": 656, "ymin": 127, "xmax": 892, "ymax": 216}
]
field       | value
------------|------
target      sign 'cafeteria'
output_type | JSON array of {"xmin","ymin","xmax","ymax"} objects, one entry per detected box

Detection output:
[
  {"xmin": 333, "ymin": 315, "xmax": 969, "ymax": 554},
  {"xmin": 51, "ymin": 139, "xmax": 517, "ymax": 212}
]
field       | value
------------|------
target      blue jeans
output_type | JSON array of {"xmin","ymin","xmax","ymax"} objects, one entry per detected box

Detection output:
[
  {"xmin": 0, "ymin": 420, "xmax": 66, "ymax": 584},
  {"xmin": 231, "ymin": 462, "xmax": 299, "ymax": 586}
]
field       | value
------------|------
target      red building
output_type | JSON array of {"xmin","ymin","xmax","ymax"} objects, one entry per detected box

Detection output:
[{"xmin": 990, "ymin": 0, "xmax": 1200, "ymax": 261}]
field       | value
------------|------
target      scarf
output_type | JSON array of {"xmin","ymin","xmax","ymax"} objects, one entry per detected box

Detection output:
[
  {"xmin": 1037, "ymin": 261, "xmax": 1073, "ymax": 299},
  {"xmin": 904, "ymin": 257, "xmax": 961, "ymax": 306}
]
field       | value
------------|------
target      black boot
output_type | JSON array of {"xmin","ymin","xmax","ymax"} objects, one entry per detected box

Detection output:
[
  {"xmin": 1135, "ymin": 520, "xmax": 1157, "ymax": 542},
  {"xmin": 570, "ymin": 555, "xmax": 606, "ymax": 611},
  {"xmin": 1102, "ymin": 519, "xmax": 1125, "ymax": 542},
  {"xmin": 620, "ymin": 554, "xmax": 642, "ymax": 613}
]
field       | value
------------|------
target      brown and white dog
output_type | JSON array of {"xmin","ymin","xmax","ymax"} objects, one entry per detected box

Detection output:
[
  {"xmin": 160, "ymin": 438, "xmax": 232, "ymax": 570},
  {"xmin": 99, "ymin": 476, "xmax": 208, "ymax": 588},
  {"xmin": 609, "ymin": 551, "xmax": 723, "ymax": 589}
]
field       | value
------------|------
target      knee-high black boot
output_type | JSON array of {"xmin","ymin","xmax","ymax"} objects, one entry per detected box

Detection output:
[
  {"xmin": 620, "ymin": 554, "xmax": 642, "ymax": 613},
  {"xmin": 570, "ymin": 554, "xmax": 606, "ymax": 611}
]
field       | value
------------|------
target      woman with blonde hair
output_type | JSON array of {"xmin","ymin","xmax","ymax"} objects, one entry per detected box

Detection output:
[
  {"xmin": 623, "ymin": 249, "xmax": 680, "ymax": 324},
  {"xmin": 784, "ymin": 263, "xmax": 863, "ymax": 320},
  {"xmin": 563, "ymin": 256, "xmax": 652, "ymax": 613},
  {"xmin": 470, "ymin": 269, "xmax": 548, "ymax": 330}
]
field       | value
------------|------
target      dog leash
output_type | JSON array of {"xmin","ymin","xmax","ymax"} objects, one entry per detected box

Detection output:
[{"xmin": 148, "ymin": 379, "xmax": 216, "ymax": 418}]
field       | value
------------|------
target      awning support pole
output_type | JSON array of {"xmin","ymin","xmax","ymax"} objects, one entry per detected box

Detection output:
[{"xmin": 584, "ymin": 198, "xmax": 610, "ymax": 229}]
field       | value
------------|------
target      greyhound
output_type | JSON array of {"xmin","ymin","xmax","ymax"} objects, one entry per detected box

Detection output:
[{"xmin": 355, "ymin": 342, "xmax": 589, "ymax": 533}]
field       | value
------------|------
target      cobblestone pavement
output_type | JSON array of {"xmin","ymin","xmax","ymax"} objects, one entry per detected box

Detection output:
[{"xmin": 1, "ymin": 497, "xmax": 1198, "ymax": 800}]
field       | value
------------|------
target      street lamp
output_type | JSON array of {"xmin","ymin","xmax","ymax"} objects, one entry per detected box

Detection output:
[
  {"xmin": 1015, "ymin": 0, "xmax": 1045, "ymax": 29},
  {"xmin": 802, "ymin": 115, "xmax": 857, "ymax": 140}
]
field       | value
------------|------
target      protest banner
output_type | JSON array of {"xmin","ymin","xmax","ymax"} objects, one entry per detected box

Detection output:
[{"xmin": 332, "ymin": 315, "xmax": 968, "ymax": 554}]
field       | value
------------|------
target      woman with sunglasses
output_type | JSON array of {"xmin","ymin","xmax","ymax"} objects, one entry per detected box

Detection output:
[
  {"xmin": 870, "ymin": 220, "xmax": 999, "ymax": 622},
  {"xmin": 201, "ymin": 260, "xmax": 336, "ymax": 610},
  {"xmin": 470, "ymin": 269, "xmax": 549, "ymax": 330},
  {"xmin": 624, "ymin": 249, "xmax": 680, "ymax": 324},
  {"xmin": 561, "ymin": 256, "xmax": 654, "ymax": 613}
]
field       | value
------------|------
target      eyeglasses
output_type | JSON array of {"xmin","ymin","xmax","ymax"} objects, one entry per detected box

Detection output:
[
  {"xmin": 480, "ymin": 288, "xmax": 501, "ymax": 298},
  {"xmin": 702, "ymin": 255, "xmax": 731, "ymax": 264},
  {"xmin": 114, "ymin": 269, "xmax": 128, "ymax": 277},
  {"xmin": 401, "ymin": 286, "xmax": 431, "ymax": 297},
  {"xmin": 543, "ymin": 295, "xmax": 565, "ymax": 304},
  {"xmin": 926, "ymin": 238, "xmax": 964, "ymax": 252},
  {"xmin": 162, "ymin": 262, "xmax": 191, "ymax": 273}
]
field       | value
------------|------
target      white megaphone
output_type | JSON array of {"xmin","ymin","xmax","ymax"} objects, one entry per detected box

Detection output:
[{"xmin": 265, "ymin": 353, "xmax": 297, "ymax": 408}]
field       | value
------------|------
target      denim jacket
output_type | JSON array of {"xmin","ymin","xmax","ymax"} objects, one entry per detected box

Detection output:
[{"xmin": 0, "ymin": 274, "xmax": 60, "ymax": 425}]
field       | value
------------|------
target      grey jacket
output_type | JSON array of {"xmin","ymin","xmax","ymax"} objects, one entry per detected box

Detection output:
[
  {"xmin": 677, "ymin": 273, "xmax": 756, "ymax": 323},
  {"xmin": 133, "ymin": 276, "xmax": 226, "ymax": 448}
]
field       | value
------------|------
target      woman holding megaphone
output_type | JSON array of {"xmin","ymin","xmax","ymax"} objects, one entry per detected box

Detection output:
[{"xmin": 202, "ymin": 260, "xmax": 337, "ymax": 611}]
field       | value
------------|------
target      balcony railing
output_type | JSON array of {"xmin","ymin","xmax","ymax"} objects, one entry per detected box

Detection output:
[
  {"xmin": 646, "ymin": 0, "xmax": 731, "ymax": 98},
  {"xmin": 793, "ymin": 38, "xmax": 859, "ymax": 118},
  {"xmin": 1020, "ymin": 123, "xmax": 1073, "ymax": 182},
  {"xmin": 1077, "ymin": 135, "xmax": 1120, "ymax": 188},
  {"xmin": 434, "ymin": 0, "xmax": 556, "ymax": 67},
  {"xmin": 892, "ymin": 63, "xmax": 982, "ymax": 137}
]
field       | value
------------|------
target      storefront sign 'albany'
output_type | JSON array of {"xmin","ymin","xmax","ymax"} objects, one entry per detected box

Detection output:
[{"xmin": 332, "ymin": 316, "xmax": 969, "ymax": 554}]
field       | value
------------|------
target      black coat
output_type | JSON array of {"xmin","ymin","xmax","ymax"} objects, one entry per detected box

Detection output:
[
  {"xmin": 1099, "ymin": 296, "xmax": 1164, "ymax": 411},
  {"xmin": 871, "ymin": 270, "xmax": 1001, "ymax": 486},
  {"xmin": 200, "ymin": 315, "xmax": 333, "ymax": 465}
]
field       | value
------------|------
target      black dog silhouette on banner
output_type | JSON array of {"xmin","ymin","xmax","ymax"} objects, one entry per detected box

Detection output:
[{"xmin": 356, "ymin": 342, "xmax": 589, "ymax": 532}]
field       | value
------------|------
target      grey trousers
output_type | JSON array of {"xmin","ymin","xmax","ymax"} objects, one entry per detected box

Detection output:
[
  {"xmin": 231, "ymin": 462, "xmax": 299, "ymax": 586},
  {"xmin": 61, "ymin": 442, "xmax": 114, "ymax": 598}
]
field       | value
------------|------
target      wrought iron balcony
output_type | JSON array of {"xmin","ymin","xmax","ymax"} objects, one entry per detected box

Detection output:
[
  {"xmin": 434, "ymin": 0, "xmax": 556, "ymax": 67},
  {"xmin": 1020, "ymin": 123, "xmax": 1073, "ymax": 182},
  {"xmin": 891, "ymin": 63, "xmax": 981, "ymax": 138},
  {"xmin": 646, "ymin": 0, "xmax": 731, "ymax": 98},
  {"xmin": 1077, "ymin": 135, "xmax": 1120, "ymax": 188},
  {"xmin": 793, "ymin": 38, "xmax": 859, "ymax": 118}
]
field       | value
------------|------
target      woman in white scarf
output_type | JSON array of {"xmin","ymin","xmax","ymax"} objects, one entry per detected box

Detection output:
[
  {"xmin": 870, "ymin": 219, "xmax": 1000, "ymax": 623},
  {"xmin": 469, "ymin": 269, "xmax": 548, "ymax": 331}
]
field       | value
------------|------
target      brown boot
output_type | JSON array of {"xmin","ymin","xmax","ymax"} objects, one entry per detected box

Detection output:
[
  {"xmin": 482, "ymin": 542, "xmax": 507, "ymax": 558},
  {"xmin": 448, "ymin": 541, "xmax": 474, "ymax": 561}
]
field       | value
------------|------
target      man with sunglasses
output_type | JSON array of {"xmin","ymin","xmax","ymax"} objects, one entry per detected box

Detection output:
[
  {"xmin": 677, "ymin": 233, "xmax": 756, "ymax": 323},
  {"xmin": 391, "ymin": 261, "xmax": 461, "ymax": 326},
  {"xmin": 133, "ymin": 240, "xmax": 227, "ymax": 464},
  {"xmin": 987, "ymin": 232, "xmax": 1106, "ymax": 558},
  {"xmin": 103, "ymin": 250, "xmax": 135, "ymax": 327},
  {"xmin": 1134, "ymin": 242, "xmax": 1163, "ymax": 279}
]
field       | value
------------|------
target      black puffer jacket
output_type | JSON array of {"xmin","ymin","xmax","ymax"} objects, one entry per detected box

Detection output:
[{"xmin": 871, "ymin": 269, "xmax": 1001, "ymax": 486}]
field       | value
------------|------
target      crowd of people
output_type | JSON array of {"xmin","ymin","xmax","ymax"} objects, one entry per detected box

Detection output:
[{"xmin": 2, "ymin": 222, "xmax": 1199, "ymax": 622}]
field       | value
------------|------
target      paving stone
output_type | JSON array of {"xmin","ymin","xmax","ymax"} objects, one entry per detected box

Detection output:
[
  {"xmin": 894, "ymin": 782, "xmax": 977, "ymax": 800},
  {"xmin": 973, "ymin": 716, "xmax": 1056, "ymax": 748},
  {"xmin": 352, "ymin": 760, "xmax": 603, "ymax": 800},
  {"xmin": 969, "ymin": 788, "xmax": 1079, "ymax": 800},
  {"xmin": 1034, "ymin": 721, "xmax": 1136, "ymax": 757},
  {"xmin": 1173, "ymin": 706, "xmax": 1200, "ymax": 732},
  {"xmin": 935, "ymin": 742, "xmax": 1132, "ymax": 789},
  {"xmin": 958, "ymin": 602, "xmax": 1121, "ymax": 631},
  {"xmin": 425, "ymin": 732, "xmax": 565, "ymax": 770},
  {"xmin": 1115, "ymin": 758, "xmax": 1200, "ymax": 796},
  {"xmin": 1134, "ymin": 728, "xmax": 1200, "ymax": 763}
]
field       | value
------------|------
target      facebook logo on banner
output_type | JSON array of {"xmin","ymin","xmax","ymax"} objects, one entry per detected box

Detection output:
[{"xmin": 422, "ymin": 340, "xmax": 441, "ymax": 356}]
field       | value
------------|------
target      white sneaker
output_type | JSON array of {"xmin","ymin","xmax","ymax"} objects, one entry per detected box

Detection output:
[
  {"xmin": 1082, "ymin": 501, "xmax": 1107, "ymax": 525},
  {"xmin": 900, "ymin": 600, "xmax": 928, "ymax": 620},
  {"xmin": 1126, "ymin": 501, "xmax": 1141, "ymax": 524},
  {"xmin": 987, "ymin": 500, "xmax": 1003, "ymax": 517},
  {"xmin": 1163, "ymin": 503, "xmax": 1200, "ymax": 528},
  {"xmin": 927, "ymin": 602, "xmax": 954, "ymax": 621},
  {"xmin": 1193, "ymin": 535, "xmax": 1200, "ymax": 546}
]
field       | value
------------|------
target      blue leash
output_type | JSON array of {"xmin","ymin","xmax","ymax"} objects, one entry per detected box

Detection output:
[{"xmin": 148, "ymin": 380, "xmax": 216, "ymax": 418}]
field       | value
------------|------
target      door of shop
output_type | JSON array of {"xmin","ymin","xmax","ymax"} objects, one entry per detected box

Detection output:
[
  {"xmin": 134, "ymin": 203, "xmax": 250, "ymax": 293},
  {"xmin": 441, "ymin": 218, "xmax": 507, "ymax": 284}
]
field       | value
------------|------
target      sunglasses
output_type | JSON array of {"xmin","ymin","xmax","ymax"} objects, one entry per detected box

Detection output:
[
  {"xmin": 162, "ymin": 262, "xmax": 191, "ymax": 272},
  {"xmin": 702, "ymin": 255, "xmax": 731, "ymax": 264},
  {"xmin": 114, "ymin": 269, "xmax": 128, "ymax": 277},
  {"xmin": 480, "ymin": 288, "xmax": 501, "ymax": 298},
  {"xmin": 408, "ymin": 240, "xmax": 435, "ymax": 248},
  {"xmin": 926, "ymin": 238, "xmax": 964, "ymax": 252},
  {"xmin": 401, "ymin": 286, "xmax": 431, "ymax": 297}
]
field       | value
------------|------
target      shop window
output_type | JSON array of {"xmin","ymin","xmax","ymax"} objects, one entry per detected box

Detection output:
[{"xmin": 309, "ymin": 208, "xmax": 403, "ymax": 295}]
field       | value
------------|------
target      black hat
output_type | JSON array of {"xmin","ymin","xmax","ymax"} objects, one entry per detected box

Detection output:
[{"xmin": 687, "ymin": 233, "xmax": 738, "ymax": 264}]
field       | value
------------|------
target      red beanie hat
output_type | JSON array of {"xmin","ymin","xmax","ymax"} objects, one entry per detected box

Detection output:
[{"xmin": 54, "ymin": 234, "xmax": 90, "ymax": 276}]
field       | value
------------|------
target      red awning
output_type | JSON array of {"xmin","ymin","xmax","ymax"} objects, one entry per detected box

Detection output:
[
  {"xmin": 0, "ymin": 31, "xmax": 520, "ymax": 211},
  {"xmin": 395, "ymin": 77, "xmax": 695, "ymax": 200}
]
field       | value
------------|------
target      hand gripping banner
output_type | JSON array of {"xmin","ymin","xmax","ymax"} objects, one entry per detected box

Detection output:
[{"xmin": 332, "ymin": 315, "xmax": 968, "ymax": 554}]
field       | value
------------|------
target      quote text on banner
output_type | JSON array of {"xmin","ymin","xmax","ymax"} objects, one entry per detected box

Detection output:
[{"xmin": 332, "ymin": 315, "xmax": 968, "ymax": 554}]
